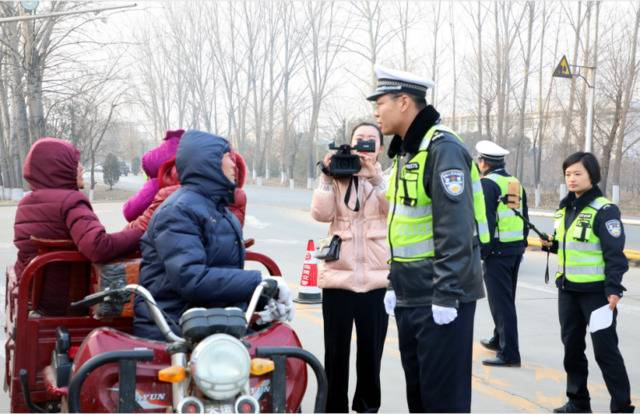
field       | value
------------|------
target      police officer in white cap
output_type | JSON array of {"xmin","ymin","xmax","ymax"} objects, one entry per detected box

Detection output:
[
  {"xmin": 370, "ymin": 65, "xmax": 488, "ymax": 413},
  {"xmin": 475, "ymin": 140, "xmax": 529, "ymax": 368}
]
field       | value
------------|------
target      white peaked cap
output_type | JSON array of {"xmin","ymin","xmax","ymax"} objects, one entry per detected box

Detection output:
[
  {"xmin": 475, "ymin": 140, "xmax": 510, "ymax": 161},
  {"xmin": 367, "ymin": 65, "xmax": 435, "ymax": 101}
]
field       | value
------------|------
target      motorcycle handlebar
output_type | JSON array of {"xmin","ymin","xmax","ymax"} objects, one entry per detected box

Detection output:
[{"xmin": 72, "ymin": 281, "xmax": 277, "ymax": 343}]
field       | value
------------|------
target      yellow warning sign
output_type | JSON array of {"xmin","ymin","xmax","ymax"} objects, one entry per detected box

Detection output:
[{"xmin": 553, "ymin": 55, "xmax": 573, "ymax": 78}]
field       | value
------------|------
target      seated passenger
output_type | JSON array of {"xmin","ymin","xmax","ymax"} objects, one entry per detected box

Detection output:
[
  {"xmin": 13, "ymin": 138, "xmax": 143, "ymax": 315},
  {"xmin": 127, "ymin": 151, "xmax": 248, "ymax": 231},
  {"xmin": 122, "ymin": 129, "xmax": 184, "ymax": 223},
  {"xmin": 133, "ymin": 131, "xmax": 289, "ymax": 341}
]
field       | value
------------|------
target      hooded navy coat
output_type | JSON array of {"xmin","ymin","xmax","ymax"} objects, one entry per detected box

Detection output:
[{"xmin": 133, "ymin": 130, "xmax": 262, "ymax": 340}]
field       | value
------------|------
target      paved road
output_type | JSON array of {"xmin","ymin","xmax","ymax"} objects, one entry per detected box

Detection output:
[{"xmin": 0, "ymin": 186, "xmax": 638, "ymax": 412}]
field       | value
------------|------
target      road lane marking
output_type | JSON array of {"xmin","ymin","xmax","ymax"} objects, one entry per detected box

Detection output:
[
  {"xmin": 295, "ymin": 308, "xmax": 544, "ymax": 411},
  {"xmin": 294, "ymin": 306, "xmax": 639, "ymax": 410}
]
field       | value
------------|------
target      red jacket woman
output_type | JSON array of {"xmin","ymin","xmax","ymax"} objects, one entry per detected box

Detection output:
[{"xmin": 13, "ymin": 138, "xmax": 142, "ymax": 314}]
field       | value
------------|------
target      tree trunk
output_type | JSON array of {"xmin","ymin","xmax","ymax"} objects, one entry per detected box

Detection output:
[
  {"xmin": 562, "ymin": 1, "xmax": 583, "ymax": 158},
  {"xmin": 579, "ymin": 2, "xmax": 592, "ymax": 142},
  {"xmin": 612, "ymin": 1, "xmax": 638, "ymax": 189},
  {"xmin": 430, "ymin": 1, "xmax": 442, "ymax": 105},
  {"xmin": 517, "ymin": 2, "xmax": 534, "ymax": 181},
  {"xmin": 449, "ymin": 3, "xmax": 458, "ymax": 130},
  {"xmin": 477, "ymin": 1, "xmax": 484, "ymax": 136}
]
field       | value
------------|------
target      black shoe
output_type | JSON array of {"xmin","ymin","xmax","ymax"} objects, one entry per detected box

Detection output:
[
  {"xmin": 553, "ymin": 401, "xmax": 592, "ymax": 413},
  {"xmin": 613, "ymin": 404, "xmax": 635, "ymax": 413},
  {"xmin": 480, "ymin": 338, "xmax": 499, "ymax": 351},
  {"xmin": 482, "ymin": 356, "xmax": 521, "ymax": 367}
]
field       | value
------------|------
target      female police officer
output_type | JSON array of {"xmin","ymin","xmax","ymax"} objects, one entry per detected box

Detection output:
[{"xmin": 542, "ymin": 152, "xmax": 634, "ymax": 413}]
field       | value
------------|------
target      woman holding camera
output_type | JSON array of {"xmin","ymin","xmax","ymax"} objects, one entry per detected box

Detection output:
[
  {"xmin": 311, "ymin": 122, "xmax": 390, "ymax": 413},
  {"xmin": 541, "ymin": 152, "xmax": 634, "ymax": 414}
]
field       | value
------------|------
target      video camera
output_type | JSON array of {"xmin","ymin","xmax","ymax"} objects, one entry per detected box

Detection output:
[{"xmin": 325, "ymin": 140, "xmax": 376, "ymax": 178}]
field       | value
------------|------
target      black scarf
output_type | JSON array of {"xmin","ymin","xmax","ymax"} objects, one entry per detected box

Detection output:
[{"xmin": 387, "ymin": 105, "xmax": 441, "ymax": 158}]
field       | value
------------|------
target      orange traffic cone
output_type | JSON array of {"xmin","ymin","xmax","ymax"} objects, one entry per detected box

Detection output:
[{"xmin": 293, "ymin": 240, "xmax": 322, "ymax": 304}]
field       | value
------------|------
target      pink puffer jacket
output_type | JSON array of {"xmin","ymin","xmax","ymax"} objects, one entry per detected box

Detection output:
[
  {"xmin": 310, "ymin": 165, "xmax": 390, "ymax": 292},
  {"xmin": 123, "ymin": 129, "xmax": 184, "ymax": 222}
]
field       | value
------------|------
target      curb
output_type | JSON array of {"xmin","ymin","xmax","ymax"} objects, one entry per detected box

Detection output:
[{"xmin": 526, "ymin": 237, "xmax": 640, "ymax": 267}]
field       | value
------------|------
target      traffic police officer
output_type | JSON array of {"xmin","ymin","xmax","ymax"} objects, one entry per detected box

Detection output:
[
  {"xmin": 542, "ymin": 152, "xmax": 634, "ymax": 413},
  {"xmin": 370, "ymin": 65, "xmax": 487, "ymax": 413},
  {"xmin": 475, "ymin": 140, "xmax": 528, "ymax": 367}
]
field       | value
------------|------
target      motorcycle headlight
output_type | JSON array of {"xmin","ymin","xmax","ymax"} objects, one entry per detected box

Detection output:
[{"xmin": 189, "ymin": 334, "xmax": 251, "ymax": 400}]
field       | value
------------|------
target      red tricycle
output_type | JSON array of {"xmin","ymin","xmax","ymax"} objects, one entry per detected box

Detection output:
[{"xmin": 4, "ymin": 237, "xmax": 327, "ymax": 413}]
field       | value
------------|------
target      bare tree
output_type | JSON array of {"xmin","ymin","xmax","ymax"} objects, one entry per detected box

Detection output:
[
  {"xmin": 346, "ymin": 1, "xmax": 398, "ymax": 90},
  {"xmin": 612, "ymin": 1, "xmax": 640, "ymax": 193},
  {"xmin": 429, "ymin": 1, "xmax": 443, "ymax": 105},
  {"xmin": 532, "ymin": 2, "xmax": 559, "ymax": 204},
  {"xmin": 301, "ymin": 1, "xmax": 348, "ymax": 188},
  {"xmin": 464, "ymin": 1, "xmax": 492, "ymax": 136},
  {"xmin": 277, "ymin": 0, "xmax": 305, "ymax": 183},
  {"xmin": 514, "ymin": 2, "xmax": 535, "ymax": 179},
  {"xmin": 392, "ymin": 0, "xmax": 420, "ymax": 71},
  {"xmin": 561, "ymin": 1, "xmax": 586, "ymax": 158}
]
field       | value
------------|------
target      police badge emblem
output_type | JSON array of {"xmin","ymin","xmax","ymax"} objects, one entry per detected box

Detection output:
[
  {"xmin": 605, "ymin": 219, "xmax": 622, "ymax": 238},
  {"xmin": 440, "ymin": 169, "xmax": 465, "ymax": 196}
]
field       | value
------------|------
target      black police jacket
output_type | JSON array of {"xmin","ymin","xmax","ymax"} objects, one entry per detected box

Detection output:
[
  {"xmin": 480, "ymin": 167, "xmax": 530, "ymax": 258},
  {"xmin": 387, "ymin": 106, "xmax": 485, "ymax": 308},
  {"xmin": 545, "ymin": 185, "xmax": 628, "ymax": 297}
]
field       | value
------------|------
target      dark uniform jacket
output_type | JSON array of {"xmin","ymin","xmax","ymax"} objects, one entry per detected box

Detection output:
[
  {"xmin": 480, "ymin": 167, "xmax": 529, "ymax": 258},
  {"xmin": 387, "ymin": 106, "xmax": 484, "ymax": 309},
  {"xmin": 545, "ymin": 185, "xmax": 628, "ymax": 297}
]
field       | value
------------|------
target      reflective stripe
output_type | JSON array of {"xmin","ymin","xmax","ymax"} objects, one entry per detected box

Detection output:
[
  {"xmin": 395, "ymin": 222, "xmax": 433, "ymax": 237},
  {"xmin": 589, "ymin": 199, "xmax": 609, "ymax": 210},
  {"xmin": 419, "ymin": 137, "xmax": 432, "ymax": 150},
  {"xmin": 393, "ymin": 203, "xmax": 432, "ymax": 218},
  {"xmin": 565, "ymin": 265, "xmax": 605, "ymax": 275},
  {"xmin": 566, "ymin": 241, "xmax": 601, "ymax": 251},
  {"xmin": 477, "ymin": 221, "xmax": 489, "ymax": 237},
  {"xmin": 393, "ymin": 239, "xmax": 435, "ymax": 258},
  {"xmin": 568, "ymin": 255, "xmax": 603, "ymax": 264},
  {"xmin": 497, "ymin": 230, "xmax": 524, "ymax": 240},
  {"xmin": 497, "ymin": 209, "xmax": 520, "ymax": 219},
  {"xmin": 472, "ymin": 180, "xmax": 482, "ymax": 194}
]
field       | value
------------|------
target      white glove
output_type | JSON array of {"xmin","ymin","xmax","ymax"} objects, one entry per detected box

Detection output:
[
  {"xmin": 257, "ymin": 276, "xmax": 294, "ymax": 324},
  {"xmin": 383, "ymin": 290, "xmax": 396, "ymax": 316},
  {"xmin": 274, "ymin": 277, "xmax": 294, "ymax": 322},
  {"xmin": 431, "ymin": 304, "xmax": 458, "ymax": 325}
]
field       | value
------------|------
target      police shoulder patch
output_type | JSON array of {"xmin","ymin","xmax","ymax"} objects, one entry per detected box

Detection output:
[
  {"xmin": 440, "ymin": 169, "xmax": 465, "ymax": 196},
  {"xmin": 605, "ymin": 219, "xmax": 622, "ymax": 238}
]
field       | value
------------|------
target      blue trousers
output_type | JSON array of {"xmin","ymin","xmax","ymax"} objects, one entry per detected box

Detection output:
[{"xmin": 395, "ymin": 301, "xmax": 476, "ymax": 413}]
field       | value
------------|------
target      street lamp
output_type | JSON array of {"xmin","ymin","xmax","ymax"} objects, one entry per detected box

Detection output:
[{"xmin": 0, "ymin": 3, "xmax": 137, "ymax": 24}]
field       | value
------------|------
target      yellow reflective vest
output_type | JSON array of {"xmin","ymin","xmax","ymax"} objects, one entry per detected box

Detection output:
[{"xmin": 386, "ymin": 125, "xmax": 489, "ymax": 262}]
